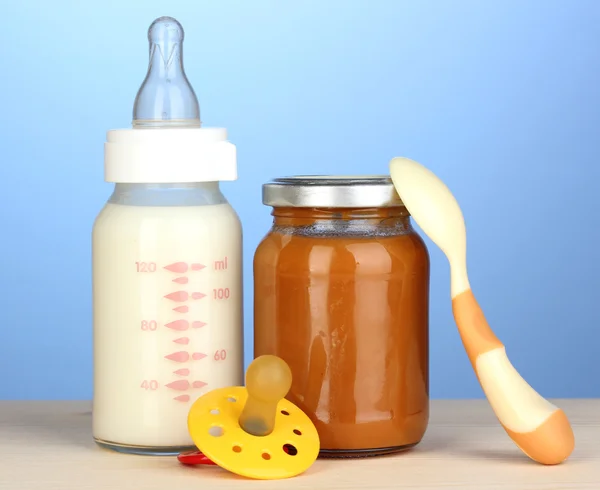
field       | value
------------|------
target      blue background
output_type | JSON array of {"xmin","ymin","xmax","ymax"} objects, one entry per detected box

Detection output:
[{"xmin": 0, "ymin": 0, "xmax": 598, "ymax": 400}]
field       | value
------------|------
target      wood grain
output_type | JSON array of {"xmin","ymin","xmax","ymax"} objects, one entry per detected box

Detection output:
[{"xmin": 0, "ymin": 399, "xmax": 598, "ymax": 489}]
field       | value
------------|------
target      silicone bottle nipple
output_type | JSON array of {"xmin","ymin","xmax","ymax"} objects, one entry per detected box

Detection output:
[
  {"xmin": 238, "ymin": 355, "xmax": 292, "ymax": 437},
  {"xmin": 132, "ymin": 16, "xmax": 201, "ymax": 128}
]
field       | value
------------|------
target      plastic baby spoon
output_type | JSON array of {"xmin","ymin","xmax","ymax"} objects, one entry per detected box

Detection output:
[
  {"xmin": 187, "ymin": 355, "xmax": 320, "ymax": 479},
  {"xmin": 389, "ymin": 157, "xmax": 574, "ymax": 465}
]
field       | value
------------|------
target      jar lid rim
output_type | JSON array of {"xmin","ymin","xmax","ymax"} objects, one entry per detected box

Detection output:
[{"xmin": 262, "ymin": 175, "xmax": 404, "ymax": 208}]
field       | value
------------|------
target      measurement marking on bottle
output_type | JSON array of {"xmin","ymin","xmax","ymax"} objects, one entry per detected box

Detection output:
[
  {"xmin": 136, "ymin": 262, "xmax": 157, "ymax": 272},
  {"xmin": 173, "ymin": 306, "xmax": 189, "ymax": 313},
  {"xmin": 140, "ymin": 380, "xmax": 159, "ymax": 390},
  {"xmin": 172, "ymin": 277, "xmax": 188, "ymax": 284},
  {"xmin": 174, "ymin": 368, "xmax": 190, "ymax": 376},
  {"xmin": 213, "ymin": 288, "xmax": 230, "ymax": 300},
  {"xmin": 193, "ymin": 381, "xmax": 207, "ymax": 388},
  {"xmin": 192, "ymin": 292, "xmax": 206, "ymax": 300},
  {"xmin": 165, "ymin": 351, "xmax": 190, "ymax": 362},
  {"xmin": 166, "ymin": 380, "xmax": 190, "ymax": 391},
  {"xmin": 165, "ymin": 320, "xmax": 189, "ymax": 331},
  {"xmin": 213, "ymin": 349, "xmax": 227, "ymax": 361},
  {"xmin": 174, "ymin": 395, "xmax": 190, "ymax": 402},
  {"xmin": 164, "ymin": 262, "xmax": 206, "ymax": 273},
  {"xmin": 191, "ymin": 321, "xmax": 206, "ymax": 329},
  {"xmin": 192, "ymin": 352, "xmax": 207, "ymax": 360},
  {"xmin": 165, "ymin": 291, "xmax": 189, "ymax": 302},
  {"xmin": 141, "ymin": 320, "xmax": 158, "ymax": 331},
  {"xmin": 164, "ymin": 262, "xmax": 188, "ymax": 273},
  {"xmin": 173, "ymin": 337, "xmax": 189, "ymax": 345},
  {"xmin": 214, "ymin": 257, "xmax": 228, "ymax": 270}
]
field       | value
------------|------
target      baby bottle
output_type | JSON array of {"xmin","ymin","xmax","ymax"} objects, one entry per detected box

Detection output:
[{"xmin": 92, "ymin": 17, "xmax": 243, "ymax": 455}]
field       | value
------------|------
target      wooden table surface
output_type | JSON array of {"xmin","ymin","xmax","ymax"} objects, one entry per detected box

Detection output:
[{"xmin": 0, "ymin": 399, "xmax": 597, "ymax": 489}]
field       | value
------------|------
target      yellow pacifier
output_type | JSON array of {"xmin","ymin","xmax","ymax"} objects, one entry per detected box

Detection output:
[{"xmin": 187, "ymin": 355, "xmax": 320, "ymax": 480}]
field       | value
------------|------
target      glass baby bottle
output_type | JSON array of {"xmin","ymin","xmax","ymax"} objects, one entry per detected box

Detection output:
[{"xmin": 92, "ymin": 17, "xmax": 243, "ymax": 455}]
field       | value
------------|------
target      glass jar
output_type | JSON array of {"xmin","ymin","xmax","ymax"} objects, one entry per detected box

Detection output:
[{"xmin": 253, "ymin": 176, "xmax": 430, "ymax": 458}]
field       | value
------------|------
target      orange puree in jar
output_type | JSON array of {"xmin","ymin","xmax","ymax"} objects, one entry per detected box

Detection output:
[{"xmin": 254, "ymin": 177, "xmax": 430, "ymax": 457}]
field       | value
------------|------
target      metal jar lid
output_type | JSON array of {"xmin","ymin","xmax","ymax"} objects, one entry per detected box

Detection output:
[{"xmin": 262, "ymin": 175, "xmax": 404, "ymax": 208}]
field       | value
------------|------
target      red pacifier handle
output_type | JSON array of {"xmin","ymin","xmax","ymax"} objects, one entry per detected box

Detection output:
[{"xmin": 177, "ymin": 450, "xmax": 217, "ymax": 466}]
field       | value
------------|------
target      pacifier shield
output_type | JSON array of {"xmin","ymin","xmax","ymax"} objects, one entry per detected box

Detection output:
[{"xmin": 187, "ymin": 386, "xmax": 319, "ymax": 479}]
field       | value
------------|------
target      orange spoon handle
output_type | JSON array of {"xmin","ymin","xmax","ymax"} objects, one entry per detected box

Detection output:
[{"xmin": 452, "ymin": 288, "xmax": 575, "ymax": 465}]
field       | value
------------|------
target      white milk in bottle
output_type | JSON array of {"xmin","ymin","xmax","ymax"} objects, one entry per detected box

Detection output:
[{"xmin": 92, "ymin": 17, "xmax": 243, "ymax": 455}]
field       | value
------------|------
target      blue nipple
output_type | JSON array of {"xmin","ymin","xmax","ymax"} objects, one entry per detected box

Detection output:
[{"xmin": 132, "ymin": 16, "xmax": 201, "ymax": 128}]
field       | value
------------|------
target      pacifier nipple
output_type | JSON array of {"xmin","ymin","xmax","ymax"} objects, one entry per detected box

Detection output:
[
  {"xmin": 239, "ymin": 355, "xmax": 292, "ymax": 437},
  {"xmin": 132, "ymin": 16, "xmax": 201, "ymax": 128}
]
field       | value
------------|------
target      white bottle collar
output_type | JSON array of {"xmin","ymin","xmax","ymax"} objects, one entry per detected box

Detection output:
[{"xmin": 104, "ymin": 127, "xmax": 237, "ymax": 183}]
